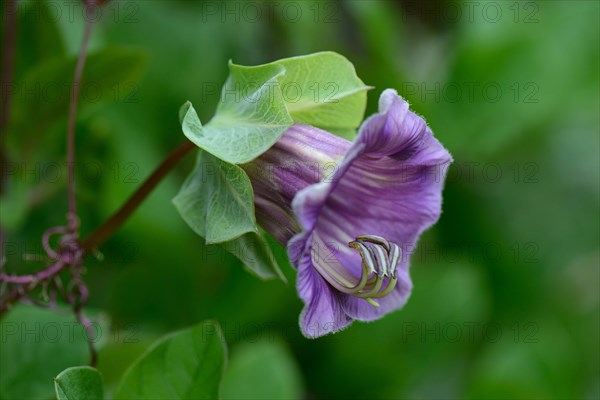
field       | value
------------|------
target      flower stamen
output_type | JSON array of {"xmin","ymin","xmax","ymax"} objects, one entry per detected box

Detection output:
[
  {"xmin": 349, "ymin": 235, "xmax": 402, "ymax": 306},
  {"xmin": 311, "ymin": 233, "xmax": 402, "ymax": 306},
  {"xmin": 311, "ymin": 235, "xmax": 370, "ymax": 295}
]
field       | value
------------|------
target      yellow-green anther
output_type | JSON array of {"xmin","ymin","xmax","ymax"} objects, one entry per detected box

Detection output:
[
  {"xmin": 370, "ymin": 244, "xmax": 389, "ymax": 277},
  {"xmin": 388, "ymin": 243, "xmax": 401, "ymax": 278},
  {"xmin": 355, "ymin": 235, "xmax": 390, "ymax": 252},
  {"xmin": 349, "ymin": 241, "xmax": 377, "ymax": 274}
]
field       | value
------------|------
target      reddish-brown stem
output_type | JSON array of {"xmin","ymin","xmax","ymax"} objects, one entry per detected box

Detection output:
[
  {"xmin": 81, "ymin": 140, "xmax": 195, "ymax": 251},
  {"xmin": 0, "ymin": 1, "xmax": 198, "ymax": 370},
  {"xmin": 66, "ymin": 7, "xmax": 94, "ymax": 227},
  {"xmin": 1, "ymin": 0, "xmax": 18, "ymax": 266},
  {"xmin": 0, "ymin": 140, "xmax": 196, "ymax": 312},
  {"xmin": 0, "ymin": 0, "xmax": 17, "ymax": 136}
]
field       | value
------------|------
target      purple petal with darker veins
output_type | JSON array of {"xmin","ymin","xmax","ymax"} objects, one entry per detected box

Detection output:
[
  {"xmin": 242, "ymin": 124, "xmax": 350, "ymax": 245},
  {"xmin": 296, "ymin": 242, "xmax": 352, "ymax": 338},
  {"xmin": 291, "ymin": 89, "xmax": 452, "ymax": 331}
]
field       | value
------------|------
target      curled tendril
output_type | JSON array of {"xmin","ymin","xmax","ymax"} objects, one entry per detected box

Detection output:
[
  {"xmin": 0, "ymin": 0, "xmax": 101, "ymax": 367},
  {"xmin": 0, "ymin": 214, "xmax": 96, "ymax": 365}
]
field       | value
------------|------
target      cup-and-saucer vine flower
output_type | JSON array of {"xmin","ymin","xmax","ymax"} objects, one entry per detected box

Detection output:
[{"xmin": 242, "ymin": 89, "xmax": 453, "ymax": 337}]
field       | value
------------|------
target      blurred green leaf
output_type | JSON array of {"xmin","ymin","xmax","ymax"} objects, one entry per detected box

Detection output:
[
  {"xmin": 96, "ymin": 336, "xmax": 156, "ymax": 395},
  {"xmin": 11, "ymin": 47, "xmax": 147, "ymax": 139},
  {"xmin": 0, "ymin": 177, "xmax": 29, "ymax": 230},
  {"xmin": 429, "ymin": 2, "xmax": 599, "ymax": 158},
  {"xmin": 54, "ymin": 366, "xmax": 104, "ymax": 400},
  {"xmin": 0, "ymin": 305, "xmax": 90, "ymax": 400},
  {"xmin": 113, "ymin": 321, "xmax": 227, "ymax": 400},
  {"xmin": 3, "ymin": 1, "xmax": 598, "ymax": 399},
  {"xmin": 221, "ymin": 341, "xmax": 304, "ymax": 400},
  {"xmin": 14, "ymin": 0, "xmax": 66, "ymax": 71}
]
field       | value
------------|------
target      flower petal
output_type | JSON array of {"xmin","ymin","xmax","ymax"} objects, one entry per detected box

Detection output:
[
  {"xmin": 296, "ymin": 239, "xmax": 353, "ymax": 338},
  {"xmin": 291, "ymin": 89, "xmax": 452, "ymax": 322}
]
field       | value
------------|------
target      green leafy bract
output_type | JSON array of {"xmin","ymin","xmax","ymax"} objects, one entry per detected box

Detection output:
[
  {"xmin": 173, "ymin": 149, "xmax": 257, "ymax": 244},
  {"xmin": 181, "ymin": 63, "xmax": 293, "ymax": 164},
  {"xmin": 173, "ymin": 149, "xmax": 285, "ymax": 280},
  {"xmin": 220, "ymin": 232, "xmax": 285, "ymax": 281},
  {"xmin": 175, "ymin": 52, "xmax": 369, "ymax": 280},
  {"xmin": 180, "ymin": 52, "xmax": 369, "ymax": 165},
  {"xmin": 276, "ymin": 51, "xmax": 370, "ymax": 135}
]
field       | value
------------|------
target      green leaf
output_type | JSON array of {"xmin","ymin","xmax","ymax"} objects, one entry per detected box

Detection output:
[
  {"xmin": 221, "ymin": 341, "xmax": 304, "ymax": 400},
  {"xmin": 274, "ymin": 51, "xmax": 370, "ymax": 134},
  {"xmin": 173, "ymin": 150, "xmax": 257, "ymax": 244},
  {"xmin": 220, "ymin": 232, "xmax": 286, "ymax": 281},
  {"xmin": 0, "ymin": 305, "xmax": 90, "ymax": 400},
  {"xmin": 181, "ymin": 63, "xmax": 293, "ymax": 164},
  {"xmin": 54, "ymin": 366, "xmax": 104, "ymax": 400},
  {"xmin": 15, "ymin": 0, "xmax": 66, "ymax": 69},
  {"xmin": 113, "ymin": 321, "xmax": 227, "ymax": 400}
]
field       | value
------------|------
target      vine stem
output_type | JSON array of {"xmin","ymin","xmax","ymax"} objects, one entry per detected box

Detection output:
[
  {"xmin": 1, "ymin": 261, "xmax": 66, "ymax": 284},
  {"xmin": 0, "ymin": 0, "xmax": 16, "ymax": 136},
  {"xmin": 67, "ymin": 6, "xmax": 95, "ymax": 229},
  {"xmin": 1, "ymin": 0, "xmax": 197, "ymax": 367},
  {"xmin": 1, "ymin": 0, "xmax": 18, "ymax": 269},
  {"xmin": 0, "ymin": 139, "xmax": 195, "ymax": 285},
  {"xmin": 81, "ymin": 140, "xmax": 195, "ymax": 252}
]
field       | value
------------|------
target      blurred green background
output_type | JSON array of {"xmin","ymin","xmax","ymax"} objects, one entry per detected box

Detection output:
[{"xmin": 1, "ymin": 0, "xmax": 598, "ymax": 398}]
